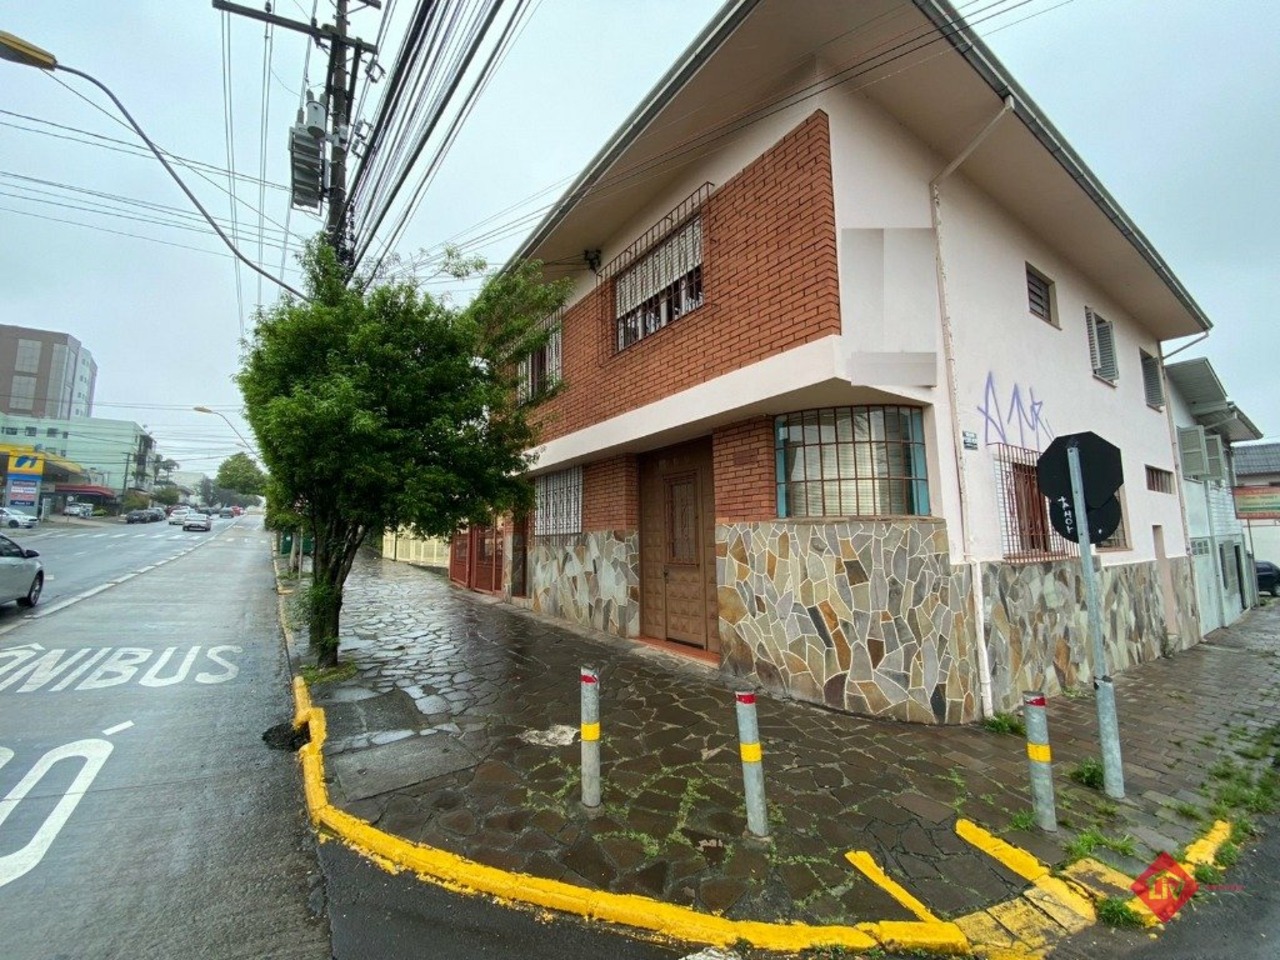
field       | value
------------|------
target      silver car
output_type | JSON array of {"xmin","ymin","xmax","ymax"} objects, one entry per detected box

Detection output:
[
  {"xmin": 0, "ymin": 508, "xmax": 37, "ymax": 529},
  {"xmin": 183, "ymin": 513, "xmax": 212, "ymax": 532},
  {"xmin": 0, "ymin": 534, "xmax": 42, "ymax": 608}
]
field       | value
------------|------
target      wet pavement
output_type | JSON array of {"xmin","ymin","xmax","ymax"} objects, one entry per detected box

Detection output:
[{"xmin": 301, "ymin": 550, "xmax": 1280, "ymax": 931}]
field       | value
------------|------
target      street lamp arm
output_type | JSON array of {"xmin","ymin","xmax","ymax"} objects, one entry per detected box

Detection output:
[
  {"xmin": 53, "ymin": 63, "xmax": 309, "ymax": 303},
  {"xmin": 193, "ymin": 406, "xmax": 256, "ymax": 453}
]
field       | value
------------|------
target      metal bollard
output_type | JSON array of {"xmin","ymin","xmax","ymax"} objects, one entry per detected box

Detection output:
[
  {"xmin": 1095, "ymin": 677, "xmax": 1126, "ymax": 800},
  {"xmin": 1022, "ymin": 692, "xmax": 1057, "ymax": 832},
  {"xmin": 580, "ymin": 667, "xmax": 601, "ymax": 809},
  {"xmin": 734, "ymin": 691, "xmax": 769, "ymax": 839}
]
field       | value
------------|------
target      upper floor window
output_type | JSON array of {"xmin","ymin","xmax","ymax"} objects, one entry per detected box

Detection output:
[
  {"xmin": 1086, "ymin": 308, "xmax": 1118, "ymax": 382},
  {"xmin": 517, "ymin": 311, "xmax": 562, "ymax": 403},
  {"xmin": 1140, "ymin": 350, "xmax": 1164, "ymax": 408},
  {"xmin": 10, "ymin": 376, "xmax": 36, "ymax": 412},
  {"xmin": 1146, "ymin": 465, "xmax": 1174, "ymax": 494},
  {"xmin": 14, "ymin": 339, "xmax": 41, "ymax": 375},
  {"xmin": 775, "ymin": 406, "xmax": 929, "ymax": 518},
  {"xmin": 1026, "ymin": 264, "xmax": 1056, "ymax": 326},
  {"xmin": 615, "ymin": 217, "xmax": 703, "ymax": 351}
]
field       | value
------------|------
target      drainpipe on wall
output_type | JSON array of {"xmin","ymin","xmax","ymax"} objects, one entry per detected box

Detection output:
[{"xmin": 931, "ymin": 95, "xmax": 1015, "ymax": 720}]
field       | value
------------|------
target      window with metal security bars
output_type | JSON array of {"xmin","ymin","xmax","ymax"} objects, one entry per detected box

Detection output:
[
  {"xmin": 993, "ymin": 444, "xmax": 1075, "ymax": 561},
  {"xmin": 615, "ymin": 218, "xmax": 703, "ymax": 351},
  {"xmin": 533, "ymin": 467, "xmax": 582, "ymax": 536},
  {"xmin": 1086, "ymin": 308, "xmax": 1118, "ymax": 382},
  {"xmin": 1026, "ymin": 264, "xmax": 1055, "ymax": 325},
  {"xmin": 605, "ymin": 185, "xmax": 712, "ymax": 353},
  {"xmin": 1146, "ymin": 465, "xmax": 1174, "ymax": 494},
  {"xmin": 775, "ymin": 407, "xmax": 930, "ymax": 518},
  {"xmin": 1140, "ymin": 351, "xmax": 1164, "ymax": 408},
  {"xmin": 517, "ymin": 310, "xmax": 563, "ymax": 403}
]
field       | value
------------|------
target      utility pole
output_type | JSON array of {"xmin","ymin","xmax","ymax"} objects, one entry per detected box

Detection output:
[
  {"xmin": 326, "ymin": 0, "xmax": 351, "ymax": 264},
  {"xmin": 211, "ymin": 0, "xmax": 376, "ymax": 266}
]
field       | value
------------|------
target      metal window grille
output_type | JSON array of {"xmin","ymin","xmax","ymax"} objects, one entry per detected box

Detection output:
[
  {"xmin": 775, "ymin": 407, "xmax": 930, "ymax": 518},
  {"xmin": 1026, "ymin": 265, "xmax": 1052, "ymax": 323},
  {"xmin": 1086, "ymin": 309, "xmax": 1118, "ymax": 381},
  {"xmin": 517, "ymin": 309, "xmax": 563, "ymax": 403},
  {"xmin": 533, "ymin": 467, "xmax": 582, "ymax": 536},
  {"xmin": 993, "ymin": 444, "xmax": 1076, "ymax": 561},
  {"xmin": 1140, "ymin": 351, "xmax": 1164, "ymax": 407},
  {"xmin": 603, "ymin": 184, "xmax": 713, "ymax": 352},
  {"xmin": 1145, "ymin": 465, "xmax": 1174, "ymax": 494},
  {"xmin": 1096, "ymin": 491, "xmax": 1129, "ymax": 550}
]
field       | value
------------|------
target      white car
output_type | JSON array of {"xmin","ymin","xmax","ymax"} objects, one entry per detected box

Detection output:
[
  {"xmin": 183, "ymin": 513, "xmax": 212, "ymax": 532},
  {"xmin": 0, "ymin": 508, "xmax": 38, "ymax": 529},
  {"xmin": 168, "ymin": 508, "xmax": 192, "ymax": 525},
  {"xmin": 0, "ymin": 533, "xmax": 42, "ymax": 608}
]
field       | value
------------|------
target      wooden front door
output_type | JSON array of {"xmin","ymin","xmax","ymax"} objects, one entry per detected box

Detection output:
[{"xmin": 639, "ymin": 440, "xmax": 718, "ymax": 652}]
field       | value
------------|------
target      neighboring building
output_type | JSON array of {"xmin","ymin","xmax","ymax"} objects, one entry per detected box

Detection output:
[
  {"xmin": 445, "ymin": 0, "xmax": 1219, "ymax": 723},
  {"xmin": 1231, "ymin": 441, "xmax": 1280, "ymax": 570},
  {"xmin": 1166, "ymin": 358, "xmax": 1262, "ymax": 634},
  {"xmin": 0, "ymin": 324, "xmax": 97, "ymax": 419},
  {"xmin": 0, "ymin": 412, "xmax": 157, "ymax": 496}
]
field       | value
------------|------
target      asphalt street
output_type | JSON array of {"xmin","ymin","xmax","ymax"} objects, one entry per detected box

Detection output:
[{"xmin": 0, "ymin": 516, "xmax": 329, "ymax": 960}]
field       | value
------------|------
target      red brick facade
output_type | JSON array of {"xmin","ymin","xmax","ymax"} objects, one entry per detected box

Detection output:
[
  {"xmin": 582, "ymin": 455, "xmax": 639, "ymax": 530},
  {"xmin": 536, "ymin": 110, "xmax": 840, "ymax": 446},
  {"xmin": 712, "ymin": 418, "xmax": 777, "ymax": 523}
]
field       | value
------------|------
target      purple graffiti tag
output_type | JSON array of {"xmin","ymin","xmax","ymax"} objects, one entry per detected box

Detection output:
[{"xmin": 979, "ymin": 373, "xmax": 1054, "ymax": 450}]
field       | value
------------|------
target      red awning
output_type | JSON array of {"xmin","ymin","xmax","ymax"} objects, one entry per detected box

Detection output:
[{"xmin": 53, "ymin": 484, "xmax": 118, "ymax": 498}]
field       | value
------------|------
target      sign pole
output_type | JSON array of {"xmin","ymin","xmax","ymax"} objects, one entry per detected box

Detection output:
[{"xmin": 1067, "ymin": 441, "xmax": 1125, "ymax": 799}]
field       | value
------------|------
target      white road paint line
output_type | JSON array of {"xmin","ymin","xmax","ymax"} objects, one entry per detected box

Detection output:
[
  {"xmin": 136, "ymin": 566, "xmax": 156, "ymax": 574},
  {"xmin": 30, "ymin": 584, "xmax": 114, "ymax": 618},
  {"xmin": 71, "ymin": 551, "xmax": 87, "ymax": 557},
  {"xmin": 102, "ymin": 721, "xmax": 134, "ymax": 736},
  {"xmin": 111, "ymin": 533, "xmax": 127, "ymax": 539},
  {"xmin": 115, "ymin": 573, "xmax": 137, "ymax": 583},
  {"xmin": 0, "ymin": 738, "xmax": 114, "ymax": 888}
]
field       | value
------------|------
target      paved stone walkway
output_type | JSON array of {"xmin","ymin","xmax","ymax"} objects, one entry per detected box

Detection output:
[{"xmin": 303, "ymin": 551, "xmax": 1280, "ymax": 932}]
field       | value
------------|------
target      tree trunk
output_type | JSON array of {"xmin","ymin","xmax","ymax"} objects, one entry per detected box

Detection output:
[{"xmin": 307, "ymin": 519, "xmax": 364, "ymax": 669}]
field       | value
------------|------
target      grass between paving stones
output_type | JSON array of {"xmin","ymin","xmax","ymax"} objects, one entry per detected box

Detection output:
[
  {"xmin": 1008, "ymin": 809, "xmax": 1036, "ymax": 832},
  {"xmin": 981, "ymin": 712, "xmax": 1026, "ymax": 737},
  {"xmin": 1063, "ymin": 826, "xmax": 1137, "ymax": 863},
  {"xmin": 1172, "ymin": 801, "xmax": 1204, "ymax": 822},
  {"xmin": 1097, "ymin": 896, "xmax": 1145, "ymax": 929},
  {"xmin": 1201, "ymin": 753, "xmax": 1280, "ymax": 819},
  {"xmin": 301, "ymin": 662, "xmax": 359, "ymax": 686},
  {"xmin": 1068, "ymin": 757, "xmax": 1105, "ymax": 790},
  {"xmin": 1193, "ymin": 862, "xmax": 1224, "ymax": 885}
]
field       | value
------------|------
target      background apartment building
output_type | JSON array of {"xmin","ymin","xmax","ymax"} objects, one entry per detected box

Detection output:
[{"xmin": 0, "ymin": 324, "xmax": 97, "ymax": 419}]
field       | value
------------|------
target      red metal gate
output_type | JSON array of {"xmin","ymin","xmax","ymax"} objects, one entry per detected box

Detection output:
[{"xmin": 449, "ymin": 526, "xmax": 504, "ymax": 593}]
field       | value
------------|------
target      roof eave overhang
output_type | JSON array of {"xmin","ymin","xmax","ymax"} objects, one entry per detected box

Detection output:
[
  {"xmin": 506, "ymin": 0, "xmax": 762, "ymax": 270},
  {"xmin": 913, "ymin": 0, "xmax": 1211, "ymax": 335}
]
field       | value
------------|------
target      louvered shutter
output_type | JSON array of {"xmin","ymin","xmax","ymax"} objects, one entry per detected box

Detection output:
[
  {"xmin": 1027, "ymin": 267, "xmax": 1051, "ymax": 321},
  {"xmin": 516, "ymin": 357, "xmax": 529, "ymax": 404},
  {"xmin": 1204, "ymin": 434, "xmax": 1225, "ymax": 483},
  {"xmin": 1089, "ymin": 312, "xmax": 1118, "ymax": 381},
  {"xmin": 1141, "ymin": 352, "xmax": 1164, "ymax": 407},
  {"xmin": 1086, "ymin": 309, "xmax": 1102, "ymax": 373},
  {"xmin": 546, "ymin": 324, "xmax": 562, "ymax": 388},
  {"xmin": 1178, "ymin": 425, "xmax": 1209, "ymax": 478}
]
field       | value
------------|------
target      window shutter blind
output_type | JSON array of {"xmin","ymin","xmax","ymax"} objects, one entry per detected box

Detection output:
[
  {"xmin": 1086, "ymin": 309, "xmax": 1101, "ymax": 373},
  {"xmin": 547, "ymin": 325, "xmax": 562, "ymax": 387},
  {"xmin": 516, "ymin": 357, "xmax": 529, "ymax": 403},
  {"xmin": 1094, "ymin": 317, "xmax": 1118, "ymax": 381},
  {"xmin": 1141, "ymin": 353, "xmax": 1164, "ymax": 406},
  {"xmin": 1178, "ymin": 425, "xmax": 1209, "ymax": 478},
  {"xmin": 1204, "ymin": 434, "xmax": 1225, "ymax": 483},
  {"xmin": 1026, "ymin": 267, "xmax": 1051, "ymax": 321}
]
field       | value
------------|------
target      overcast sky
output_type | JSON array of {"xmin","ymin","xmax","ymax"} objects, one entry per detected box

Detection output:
[{"xmin": 2, "ymin": 0, "xmax": 1276, "ymax": 474}]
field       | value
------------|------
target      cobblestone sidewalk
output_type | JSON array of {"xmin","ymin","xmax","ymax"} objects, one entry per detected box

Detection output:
[{"xmin": 301, "ymin": 550, "xmax": 1280, "ymax": 931}]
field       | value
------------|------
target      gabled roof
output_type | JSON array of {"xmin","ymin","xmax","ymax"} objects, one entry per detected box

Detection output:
[
  {"xmin": 1233, "ymin": 442, "xmax": 1280, "ymax": 477},
  {"xmin": 512, "ymin": 0, "xmax": 1211, "ymax": 340},
  {"xmin": 1165, "ymin": 357, "xmax": 1261, "ymax": 445}
]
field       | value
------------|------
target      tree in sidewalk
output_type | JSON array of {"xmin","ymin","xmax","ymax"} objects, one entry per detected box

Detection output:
[
  {"xmin": 216, "ymin": 452, "xmax": 266, "ymax": 497},
  {"xmin": 151, "ymin": 485, "xmax": 180, "ymax": 507},
  {"xmin": 237, "ymin": 240, "xmax": 568, "ymax": 666}
]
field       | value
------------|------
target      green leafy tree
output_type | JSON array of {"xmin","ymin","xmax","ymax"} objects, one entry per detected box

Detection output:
[
  {"xmin": 216, "ymin": 452, "xmax": 266, "ymax": 496},
  {"xmin": 122, "ymin": 491, "xmax": 149, "ymax": 512},
  {"xmin": 152, "ymin": 486, "xmax": 180, "ymax": 507},
  {"xmin": 238, "ymin": 241, "xmax": 567, "ymax": 665}
]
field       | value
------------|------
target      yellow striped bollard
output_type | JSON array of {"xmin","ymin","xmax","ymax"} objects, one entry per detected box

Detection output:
[
  {"xmin": 581, "ymin": 667, "xmax": 601, "ymax": 809},
  {"xmin": 734, "ymin": 691, "xmax": 769, "ymax": 838},
  {"xmin": 1023, "ymin": 691, "xmax": 1057, "ymax": 832}
]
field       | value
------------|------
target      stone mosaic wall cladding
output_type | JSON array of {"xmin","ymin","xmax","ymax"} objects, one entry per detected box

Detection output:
[
  {"xmin": 717, "ymin": 519, "xmax": 980, "ymax": 724},
  {"xmin": 983, "ymin": 555, "xmax": 1200, "ymax": 711},
  {"xmin": 529, "ymin": 530, "xmax": 639, "ymax": 639}
]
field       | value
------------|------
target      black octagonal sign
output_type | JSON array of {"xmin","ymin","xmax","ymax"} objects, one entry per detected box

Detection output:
[{"xmin": 1037, "ymin": 432, "xmax": 1124, "ymax": 509}]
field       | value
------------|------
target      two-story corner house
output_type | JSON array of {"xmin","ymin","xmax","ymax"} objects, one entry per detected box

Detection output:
[
  {"xmin": 1164, "ymin": 358, "xmax": 1262, "ymax": 634},
  {"xmin": 472, "ymin": 0, "xmax": 1216, "ymax": 724}
]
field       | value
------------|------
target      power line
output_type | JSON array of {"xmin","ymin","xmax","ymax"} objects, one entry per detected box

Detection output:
[{"xmin": 221, "ymin": 12, "xmax": 247, "ymax": 332}]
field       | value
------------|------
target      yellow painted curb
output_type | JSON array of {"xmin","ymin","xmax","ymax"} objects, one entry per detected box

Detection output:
[
  {"xmin": 1184, "ymin": 819, "xmax": 1231, "ymax": 866},
  {"xmin": 287, "ymin": 677, "xmax": 967, "ymax": 954},
  {"xmin": 845, "ymin": 850, "xmax": 941, "ymax": 923}
]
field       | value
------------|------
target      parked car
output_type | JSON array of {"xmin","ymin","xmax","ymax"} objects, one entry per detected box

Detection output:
[
  {"xmin": 219, "ymin": 507, "xmax": 235, "ymax": 519},
  {"xmin": 125, "ymin": 509, "xmax": 149, "ymax": 524},
  {"xmin": 183, "ymin": 513, "xmax": 212, "ymax": 532},
  {"xmin": 63, "ymin": 503, "xmax": 91, "ymax": 517},
  {"xmin": 1256, "ymin": 560, "xmax": 1279, "ymax": 597},
  {"xmin": 0, "ymin": 533, "xmax": 41, "ymax": 608},
  {"xmin": 168, "ymin": 507, "xmax": 191, "ymax": 526},
  {"xmin": 0, "ymin": 508, "xmax": 38, "ymax": 529}
]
